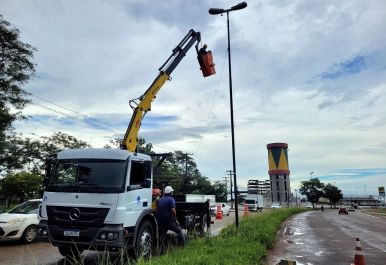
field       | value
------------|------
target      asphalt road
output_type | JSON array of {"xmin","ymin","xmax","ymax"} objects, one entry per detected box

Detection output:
[
  {"xmin": 267, "ymin": 209, "xmax": 386, "ymax": 265},
  {"xmin": 0, "ymin": 212, "xmax": 240, "ymax": 265}
]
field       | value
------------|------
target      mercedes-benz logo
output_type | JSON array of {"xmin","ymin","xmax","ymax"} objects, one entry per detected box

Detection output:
[{"xmin": 69, "ymin": 208, "xmax": 81, "ymax": 221}]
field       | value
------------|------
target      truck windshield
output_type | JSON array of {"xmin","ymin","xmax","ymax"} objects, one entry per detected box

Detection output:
[
  {"xmin": 46, "ymin": 159, "xmax": 127, "ymax": 193},
  {"xmin": 245, "ymin": 199, "xmax": 256, "ymax": 204}
]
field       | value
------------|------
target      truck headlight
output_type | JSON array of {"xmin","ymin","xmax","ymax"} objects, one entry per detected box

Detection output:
[{"xmin": 7, "ymin": 218, "xmax": 26, "ymax": 225}]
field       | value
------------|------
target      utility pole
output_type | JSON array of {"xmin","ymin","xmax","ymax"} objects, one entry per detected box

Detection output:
[
  {"xmin": 184, "ymin": 153, "xmax": 193, "ymax": 193},
  {"xmin": 222, "ymin": 176, "xmax": 229, "ymax": 202},
  {"xmin": 226, "ymin": 170, "xmax": 234, "ymax": 209}
]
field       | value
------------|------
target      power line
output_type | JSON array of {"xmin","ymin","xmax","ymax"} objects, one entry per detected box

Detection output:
[
  {"xmin": 29, "ymin": 98, "xmax": 183, "ymax": 152},
  {"xmin": 29, "ymin": 93, "xmax": 123, "ymax": 133},
  {"xmin": 30, "ymin": 100, "xmax": 121, "ymax": 134},
  {"xmin": 195, "ymin": 50, "xmax": 227, "ymax": 155},
  {"xmin": 26, "ymin": 93, "xmax": 205, "ymax": 155}
]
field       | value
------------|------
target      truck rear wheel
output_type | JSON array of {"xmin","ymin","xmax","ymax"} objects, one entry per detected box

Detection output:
[
  {"xmin": 134, "ymin": 221, "xmax": 154, "ymax": 260},
  {"xmin": 198, "ymin": 214, "xmax": 209, "ymax": 236}
]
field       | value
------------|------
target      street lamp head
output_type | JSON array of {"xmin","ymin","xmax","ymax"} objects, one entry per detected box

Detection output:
[
  {"xmin": 209, "ymin": 2, "xmax": 247, "ymax": 15},
  {"xmin": 209, "ymin": 8, "xmax": 225, "ymax": 15},
  {"xmin": 231, "ymin": 2, "xmax": 248, "ymax": 11}
]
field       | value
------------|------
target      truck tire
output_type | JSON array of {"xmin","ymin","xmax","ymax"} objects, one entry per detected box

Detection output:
[
  {"xmin": 58, "ymin": 245, "xmax": 84, "ymax": 260},
  {"xmin": 198, "ymin": 214, "xmax": 209, "ymax": 236},
  {"xmin": 22, "ymin": 225, "xmax": 37, "ymax": 243},
  {"xmin": 134, "ymin": 221, "xmax": 154, "ymax": 260}
]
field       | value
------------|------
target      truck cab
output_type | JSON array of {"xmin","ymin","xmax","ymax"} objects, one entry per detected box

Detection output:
[{"xmin": 38, "ymin": 148, "xmax": 156, "ymax": 258}]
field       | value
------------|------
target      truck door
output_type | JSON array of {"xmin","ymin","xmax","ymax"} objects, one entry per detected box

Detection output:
[{"xmin": 120, "ymin": 158, "xmax": 152, "ymax": 226}]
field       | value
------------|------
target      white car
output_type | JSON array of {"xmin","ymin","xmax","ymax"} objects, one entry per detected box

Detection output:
[
  {"xmin": 210, "ymin": 203, "xmax": 230, "ymax": 216},
  {"xmin": 271, "ymin": 202, "xmax": 282, "ymax": 208},
  {"xmin": 0, "ymin": 199, "xmax": 42, "ymax": 243}
]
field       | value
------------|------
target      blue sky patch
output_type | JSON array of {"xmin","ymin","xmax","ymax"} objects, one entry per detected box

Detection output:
[
  {"xmin": 318, "ymin": 168, "xmax": 386, "ymax": 181},
  {"xmin": 320, "ymin": 55, "xmax": 367, "ymax": 80},
  {"xmin": 141, "ymin": 115, "xmax": 177, "ymax": 129}
]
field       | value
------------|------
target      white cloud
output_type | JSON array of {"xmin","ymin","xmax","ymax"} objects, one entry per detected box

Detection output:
[{"xmin": 2, "ymin": 0, "xmax": 386, "ymax": 195}]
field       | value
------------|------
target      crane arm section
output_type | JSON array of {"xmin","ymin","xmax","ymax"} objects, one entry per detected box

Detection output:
[{"xmin": 122, "ymin": 29, "xmax": 202, "ymax": 151}]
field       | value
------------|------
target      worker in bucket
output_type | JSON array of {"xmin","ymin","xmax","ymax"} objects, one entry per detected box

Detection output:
[{"xmin": 156, "ymin": 185, "xmax": 186, "ymax": 246}]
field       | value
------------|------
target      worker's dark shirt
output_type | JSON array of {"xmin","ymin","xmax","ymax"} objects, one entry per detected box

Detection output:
[{"xmin": 156, "ymin": 195, "xmax": 176, "ymax": 226}]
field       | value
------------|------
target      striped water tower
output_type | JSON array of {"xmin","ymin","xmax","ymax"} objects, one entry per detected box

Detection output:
[{"xmin": 267, "ymin": 143, "xmax": 290, "ymax": 205}]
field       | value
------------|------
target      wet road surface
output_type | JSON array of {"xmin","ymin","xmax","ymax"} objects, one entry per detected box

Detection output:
[
  {"xmin": 0, "ymin": 210, "xmax": 243, "ymax": 265},
  {"xmin": 267, "ymin": 209, "xmax": 386, "ymax": 265}
]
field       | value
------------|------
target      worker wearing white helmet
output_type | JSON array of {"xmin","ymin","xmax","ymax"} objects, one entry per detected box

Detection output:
[{"xmin": 156, "ymin": 185, "xmax": 186, "ymax": 246}]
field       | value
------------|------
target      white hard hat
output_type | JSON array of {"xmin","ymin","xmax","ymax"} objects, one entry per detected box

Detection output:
[{"xmin": 164, "ymin": 186, "xmax": 174, "ymax": 194}]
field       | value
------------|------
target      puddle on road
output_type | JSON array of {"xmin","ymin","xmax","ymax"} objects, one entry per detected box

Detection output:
[{"xmin": 284, "ymin": 227, "xmax": 294, "ymax": 235}]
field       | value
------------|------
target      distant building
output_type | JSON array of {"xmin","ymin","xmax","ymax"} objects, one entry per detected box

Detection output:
[
  {"xmin": 340, "ymin": 196, "xmax": 381, "ymax": 206},
  {"xmin": 267, "ymin": 143, "xmax": 290, "ymax": 205},
  {"xmin": 247, "ymin": 179, "xmax": 271, "ymax": 195}
]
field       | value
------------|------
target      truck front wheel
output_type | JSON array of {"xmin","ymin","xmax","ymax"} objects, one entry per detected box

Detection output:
[{"xmin": 134, "ymin": 221, "xmax": 154, "ymax": 260}]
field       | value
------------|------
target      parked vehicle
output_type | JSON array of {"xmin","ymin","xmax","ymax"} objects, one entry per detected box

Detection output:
[
  {"xmin": 338, "ymin": 207, "xmax": 349, "ymax": 215},
  {"xmin": 244, "ymin": 194, "xmax": 264, "ymax": 212},
  {"xmin": 271, "ymin": 202, "xmax": 282, "ymax": 209},
  {"xmin": 306, "ymin": 203, "xmax": 313, "ymax": 208},
  {"xmin": 0, "ymin": 199, "xmax": 42, "ymax": 243},
  {"xmin": 210, "ymin": 203, "xmax": 230, "ymax": 216}
]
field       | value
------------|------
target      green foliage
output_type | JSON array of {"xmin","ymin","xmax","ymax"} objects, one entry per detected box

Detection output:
[
  {"xmin": 2, "ymin": 132, "xmax": 91, "ymax": 174},
  {"xmin": 0, "ymin": 171, "xmax": 43, "ymax": 199},
  {"xmin": 206, "ymin": 181, "xmax": 227, "ymax": 202},
  {"xmin": 323, "ymin": 183, "xmax": 343, "ymax": 208},
  {"xmin": 139, "ymin": 208, "xmax": 306, "ymax": 265},
  {"xmin": 0, "ymin": 15, "xmax": 36, "ymax": 173},
  {"xmin": 299, "ymin": 178, "xmax": 324, "ymax": 208}
]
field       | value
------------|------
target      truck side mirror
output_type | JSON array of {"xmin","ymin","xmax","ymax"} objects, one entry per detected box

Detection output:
[{"xmin": 142, "ymin": 179, "xmax": 151, "ymax": 188}]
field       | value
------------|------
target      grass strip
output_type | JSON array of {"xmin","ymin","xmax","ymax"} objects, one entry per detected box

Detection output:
[{"xmin": 139, "ymin": 208, "xmax": 307, "ymax": 265}]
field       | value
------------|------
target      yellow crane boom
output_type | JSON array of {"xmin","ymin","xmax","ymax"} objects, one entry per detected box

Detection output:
[{"xmin": 121, "ymin": 29, "xmax": 215, "ymax": 151}]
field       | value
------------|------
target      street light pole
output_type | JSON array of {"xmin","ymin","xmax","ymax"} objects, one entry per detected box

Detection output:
[
  {"xmin": 310, "ymin": 171, "xmax": 314, "ymax": 179},
  {"xmin": 209, "ymin": 2, "xmax": 247, "ymax": 229}
]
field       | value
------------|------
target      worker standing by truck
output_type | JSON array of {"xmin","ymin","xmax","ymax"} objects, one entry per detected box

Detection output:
[{"xmin": 156, "ymin": 186, "xmax": 186, "ymax": 246}]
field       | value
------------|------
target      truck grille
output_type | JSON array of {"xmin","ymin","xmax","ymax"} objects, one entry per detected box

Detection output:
[{"xmin": 46, "ymin": 206, "xmax": 109, "ymax": 227}]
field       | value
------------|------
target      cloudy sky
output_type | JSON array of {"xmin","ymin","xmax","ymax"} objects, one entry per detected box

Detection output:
[{"xmin": 2, "ymin": 0, "xmax": 386, "ymax": 197}]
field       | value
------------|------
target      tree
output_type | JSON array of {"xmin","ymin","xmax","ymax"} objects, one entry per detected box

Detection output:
[
  {"xmin": 2, "ymin": 132, "xmax": 91, "ymax": 174},
  {"xmin": 207, "ymin": 181, "xmax": 227, "ymax": 202},
  {"xmin": 299, "ymin": 178, "xmax": 325, "ymax": 208},
  {"xmin": 323, "ymin": 183, "xmax": 343, "ymax": 208},
  {"xmin": 0, "ymin": 172, "xmax": 43, "ymax": 199},
  {"xmin": 0, "ymin": 15, "xmax": 36, "ymax": 172}
]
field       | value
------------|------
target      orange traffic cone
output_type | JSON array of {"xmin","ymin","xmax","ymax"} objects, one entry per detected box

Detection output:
[
  {"xmin": 353, "ymin": 238, "xmax": 366, "ymax": 265},
  {"xmin": 243, "ymin": 203, "xmax": 250, "ymax": 216},
  {"xmin": 216, "ymin": 205, "xmax": 223, "ymax": 219}
]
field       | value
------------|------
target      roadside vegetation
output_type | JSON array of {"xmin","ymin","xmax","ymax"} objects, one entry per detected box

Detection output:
[
  {"xmin": 137, "ymin": 208, "xmax": 307, "ymax": 265},
  {"xmin": 361, "ymin": 208, "xmax": 386, "ymax": 219}
]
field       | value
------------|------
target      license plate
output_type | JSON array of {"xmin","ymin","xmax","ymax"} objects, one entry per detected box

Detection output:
[{"xmin": 64, "ymin": 229, "xmax": 80, "ymax": 237}]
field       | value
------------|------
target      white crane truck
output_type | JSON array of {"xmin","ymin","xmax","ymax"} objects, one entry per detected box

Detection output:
[{"xmin": 37, "ymin": 29, "xmax": 215, "ymax": 260}]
